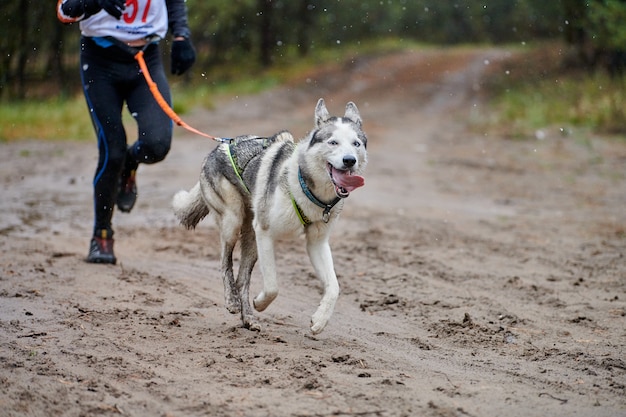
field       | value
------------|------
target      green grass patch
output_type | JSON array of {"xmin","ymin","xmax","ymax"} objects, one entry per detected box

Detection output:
[
  {"xmin": 477, "ymin": 43, "xmax": 626, "ymax": 138},
  {"xmin": 0, "ymin": 97, "xmax": 94, "ymax": 142},
  {"xmin": 0, "ymin": 37, "xmax": 436, "ymax": 142}
]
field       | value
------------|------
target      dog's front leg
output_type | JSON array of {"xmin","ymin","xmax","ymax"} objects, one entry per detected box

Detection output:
[
  {"xmin": 253, "ymin": 228, "xmax": 279, "ymax": 312},
  {"xmin": 306, "ymin": 233, "xmax": 339, "ymax": 334}
]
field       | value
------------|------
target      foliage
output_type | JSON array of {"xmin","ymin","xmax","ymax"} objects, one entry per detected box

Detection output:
[
  {"xmin": 3, "ymin": 1, "xmax": 626, "ymax": 140},
  {"xmin": 0, "ymin": 0, "xmax": 564, "ymax": 101},
  {"xmin": 587, "ymin": 0, "xmax": 626, "ymax": 50},
  {"xmin": 563, "ymin": 0, "xmax": 626, "ymax": 74},
  {"xmin": 0, "ymin": 37, "xmax": 402, "ymax": 141},
  {"xmin": 477, "ymin": 43, "xmax": 626, "ymax": 138}
]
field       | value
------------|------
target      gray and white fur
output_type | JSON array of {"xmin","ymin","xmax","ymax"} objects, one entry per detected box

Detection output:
[{"xmin": 172, "ymin": 98, "xmax": 367, "ymax": 334}]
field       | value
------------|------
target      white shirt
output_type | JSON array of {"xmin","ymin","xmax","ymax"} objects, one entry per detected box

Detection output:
[{"xmin": 78, "ymin": 0, "xmax": 168, "ymax": 42}]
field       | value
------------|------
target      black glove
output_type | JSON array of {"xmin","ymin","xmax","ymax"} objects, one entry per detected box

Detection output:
[
  {"xmin": 84, "ymin": 0, "xmax": 126, "ymax": 20},
  {"xmin": 100, "ymin": 0, "xmax": 126, "ymax": 19},
  {"xmin": 171, "ymin": 38, "xmax": 196, "ymax": 76}
]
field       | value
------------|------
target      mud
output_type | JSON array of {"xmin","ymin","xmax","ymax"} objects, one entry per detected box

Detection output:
[{"xmin": 1, "ymin": 47, "xmax": 625, "ymax": 417}]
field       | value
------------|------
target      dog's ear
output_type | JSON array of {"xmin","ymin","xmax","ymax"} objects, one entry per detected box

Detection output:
[
  {"xmin": 344, "ymin": 102, "xmax": 362, "ymax": 128},
  {"xmin": 315, "ymin": 98, "xmax": 330, "ymax": 127}
]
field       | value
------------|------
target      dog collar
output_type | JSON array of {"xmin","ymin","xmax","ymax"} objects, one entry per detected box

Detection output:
[{"xmin": 297, "ymin": 168, "xmax": 341, "ymax": 224}]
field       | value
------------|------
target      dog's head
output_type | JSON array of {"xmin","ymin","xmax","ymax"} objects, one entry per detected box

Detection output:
[{"xmin": 306, "ymin": 98, "xmax": 368, "ymax": 199}]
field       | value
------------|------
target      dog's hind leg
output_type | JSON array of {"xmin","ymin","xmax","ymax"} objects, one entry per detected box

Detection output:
[
  {"xmin": 236, "ymin": 211, "xmax": 260, "ymax": 331},
  {"xmin": 306, "ymin": 233, "xmax": 339, "ymax": 334},
  {"xmin": 252, "ymin": 228, "xmax": 279, "ymax": 312},
  {"xmin": 218, "ymin": 210, "xmax": 243, "ymax": 315}
]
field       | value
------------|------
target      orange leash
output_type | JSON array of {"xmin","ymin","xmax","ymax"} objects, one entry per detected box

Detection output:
[{"xmin": 134, "ymin": 50, "xmax": 229, "ymax": 143}]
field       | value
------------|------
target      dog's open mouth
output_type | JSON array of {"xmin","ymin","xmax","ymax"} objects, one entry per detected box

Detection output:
[{"xmin": 328, "ymin": 164, "xmax": 365, "ymax": 198}]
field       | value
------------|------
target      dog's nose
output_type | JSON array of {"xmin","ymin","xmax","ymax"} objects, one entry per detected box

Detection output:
[{"xmin": 343, "ymin": 155, "xmax": 356, "ymax": 168}]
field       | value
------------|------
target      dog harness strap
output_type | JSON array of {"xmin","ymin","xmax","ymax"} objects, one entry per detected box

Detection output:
[
  {"xmin": 226, "ymin": 143, "xmax": 250, "ymax": 194},
  {"xmin": 298, "ymin": 168, "xmax": 341, "ymax": 223},
  {"xmin": 289, "ymin": 192, "xmax": 312, "ymax": 227}
]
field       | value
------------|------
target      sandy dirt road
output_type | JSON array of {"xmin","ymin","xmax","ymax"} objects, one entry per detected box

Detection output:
[{"xmin": 1, "ymin": 47, "xmax": 625, "ymax": 417}]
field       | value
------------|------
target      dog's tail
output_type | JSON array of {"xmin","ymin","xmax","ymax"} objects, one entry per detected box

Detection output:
[{"xmin": 172, "ymin": 182, "xmax": 209, "ymax": 229}]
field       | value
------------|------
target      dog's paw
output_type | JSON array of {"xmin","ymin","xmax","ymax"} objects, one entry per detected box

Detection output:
[
  {"xmin": 243, "ymin": 315, "xmax": 262, "ymax": 332},
  {"xmin": 225, "ymin": 294, "xmax": 242, "ymax": 315},
  {"xmin": 253, "ymin": 291, "xmax": 277, "ymax": 312},
  {"xmin": 226, "ymin": 303, "xmax": 241, "ymax": 315},
  {"xmin": 310, "ymin": 312, "xmax": 329, "ymax": 335}
]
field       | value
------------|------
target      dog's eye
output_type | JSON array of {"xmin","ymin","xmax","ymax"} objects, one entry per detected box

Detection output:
[
  {"xmin": 328, "ymin": 140, "xmax": 338, "ymax": 146},
  {"xmin": 353, "ymin": 141, "xmax": 361, "ymax": 148}
]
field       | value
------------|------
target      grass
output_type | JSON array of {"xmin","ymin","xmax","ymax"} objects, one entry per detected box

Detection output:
[
  {"xmin": 476, "ymin": 42, "xmax": 626, "ymax": 139},
  {"xmin": 0, "ymin": 97, "xmax": 94, "ymax": 141},
  {"xmin": 0, "ymin": 76, "xmax": 284, "ymax": 142},
  {"xmin": 0, "ymin": 38, "xmax": 415, "ymax": 142},
  {"xmin": 4, "ymin": 40, "xmax": 625, "ymax": 142}
]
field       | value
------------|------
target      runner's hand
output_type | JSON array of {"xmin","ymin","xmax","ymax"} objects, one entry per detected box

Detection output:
[
  {"xmin": 171, "ymin": 38, "xmax": 196, "ymax": 75},
  {"xmin": 99, "ymin": 0, "xmax": 126, "ymax": 19},
  {"xmin": 84, "ymin": 0, "xmax": 126, "ymax": 20}
]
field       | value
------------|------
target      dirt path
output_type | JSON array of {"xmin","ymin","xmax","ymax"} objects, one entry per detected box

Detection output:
[{"xmin": 1, "ymin": 47, "xmax": 625, "ymax": 417}]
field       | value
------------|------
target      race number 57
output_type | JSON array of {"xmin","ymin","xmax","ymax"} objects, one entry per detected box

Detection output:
[{"xmin": 123, "ymin": 0, "xmax": 151, "ymax": 24}]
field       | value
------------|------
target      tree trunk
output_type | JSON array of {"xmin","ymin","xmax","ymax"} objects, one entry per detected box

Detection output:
[{"xmin": 258, "ymin": 0, "xmax": 272, "ymax": 67}]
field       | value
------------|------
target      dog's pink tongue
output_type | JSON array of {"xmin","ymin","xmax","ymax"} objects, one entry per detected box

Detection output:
[{"xmin": 333, "ymin": 168, "xmax": 365, "ymax": 192}]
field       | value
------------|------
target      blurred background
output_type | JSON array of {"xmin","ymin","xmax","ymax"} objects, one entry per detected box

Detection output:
[{"xmin": 2, "ymin": 0, "xmax": 626, "ymax": 139}]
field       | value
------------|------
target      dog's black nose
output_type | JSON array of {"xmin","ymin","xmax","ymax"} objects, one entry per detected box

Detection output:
[{"xmin": 343, "ymin": 155, "xmax": 356, "ymax": 168}]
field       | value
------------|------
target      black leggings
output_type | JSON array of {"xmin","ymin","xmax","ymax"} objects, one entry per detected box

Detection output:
[{"xmin": 80, "ymin": 37, "xmax": 173, "ymax": 236}]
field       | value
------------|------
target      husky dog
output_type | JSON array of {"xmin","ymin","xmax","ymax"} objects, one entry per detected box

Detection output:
[{"xmin": 172, "ymin": 98, "xmax": 367, "ymax": 334}]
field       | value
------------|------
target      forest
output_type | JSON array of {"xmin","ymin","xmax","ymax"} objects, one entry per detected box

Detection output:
[{"xmin": 1, "ymin": 0, "xmax": 626, "ymax": 101}]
